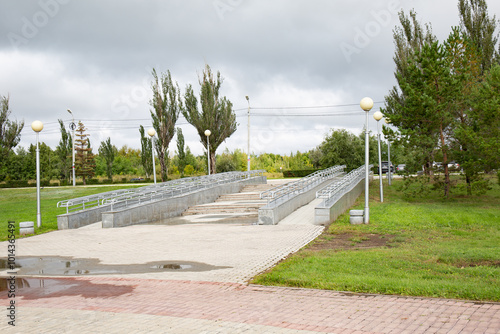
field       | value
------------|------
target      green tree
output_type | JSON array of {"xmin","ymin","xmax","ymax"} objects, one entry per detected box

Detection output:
[
  {"xmin": 383, "ymin": 10, "xmax": 438, "ymax": 175},
  {"xmin": 176, "ymin": 127, "xmax": 186, "ymax": 177},
  {"xmin": 98, "ymin": 137, "xmax": 116, "ymax": 180},
  {"xmin": 183, "ymin": 64, "xmax": 237, "ymax": 174},
  {"xmin": 6, "ymin": 147, "xmax": 32, "ymax": 180},
  {"xmin": 139, "ymin": 125, "xmax": 153, "ymax": 178},
  {"xmin": 74, "ymin": 121, "xmax": 96, "ymax": 185},
  {"xmin": 456, "ymin": 65, "xmax": 500, "ymax": 179},
  {"xmin": 149, "ymin": 69, "xmax": 182, "ymax": 181},
  {"xmin": 55, "ymin": 119, "xmax": 72, "ymax": 182},
  {"xmin": 319, "ymin": 129, "xmax": 364, "ymax": 171},
  {"xmin": 458, "ymin": 0, "xmax": 498, "ymax": 74},
  {"xmin": 0, "ymin": 95, "xmax": 24, "ymax": 169},
  {"xmin": 113, "ymin": 146, "xmax": 142, "ymax": 176}
]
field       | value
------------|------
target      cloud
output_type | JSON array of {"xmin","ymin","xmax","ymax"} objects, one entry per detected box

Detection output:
[{"xmin": 1, "ymin": 0, "xmax": 499, "ymax": 156}]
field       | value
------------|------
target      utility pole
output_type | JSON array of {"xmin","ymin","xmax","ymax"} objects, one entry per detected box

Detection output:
[
  {"xmin": 67, "ymin": 109, "xmax": 76, "ymax": 186},
  {"xmin": 246, "ymin": 96, "xmax": 250, "ymax": 172}
]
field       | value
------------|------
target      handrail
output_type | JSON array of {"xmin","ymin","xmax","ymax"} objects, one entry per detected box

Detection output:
[
  {"xmin": 260, "ymin": 165, "xmax": 345, "ymax": 207},
  {"xmin": 316, "ymin": 165, "xmax": 372, "ymax": 206},
  {"xmin": 57, "ymin": 170, "xmax": 265, "ymax": 213}
]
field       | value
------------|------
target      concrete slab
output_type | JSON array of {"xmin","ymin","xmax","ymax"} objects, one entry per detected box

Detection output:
[{"xmin": 0, "ymin": 223, "xmax": 324, "ymax": 284}]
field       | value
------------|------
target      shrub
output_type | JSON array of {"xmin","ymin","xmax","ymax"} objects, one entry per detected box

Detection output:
[
  {"xmin": 282, "ymin": 169, "xmax": 319, "ymax": 178},
  {"xmin": 398, "ymin": 175, "xmax": 432, "ymax": 199},
  {"xmin": 184, "ymin": 165, "xmax": 195, "ymax": 176}
]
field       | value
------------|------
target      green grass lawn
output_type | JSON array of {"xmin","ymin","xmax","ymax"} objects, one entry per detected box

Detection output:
[
  {"xmin": 0, "ymin": 185, "xmax": 143, "ymax": 241},
  {"xmin": 252, "ymin": 177, "xmax": 500, "ymax": 302}
]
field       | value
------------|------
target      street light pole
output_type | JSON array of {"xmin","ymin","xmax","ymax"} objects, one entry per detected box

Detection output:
[
  {"xmin": 205, "ymin": 129, "xmax": 211, "ymax": 175},
  {"xmin": 147, "ymin": 128, "xmax": 157, "ymax": 184},
  {"xmin": 31, "ymin": 120, "xmax": 43, "ymax": 228},
  {"xmin": 374, "ymin": 111, "xmax": 383, "ymax": 202},
  {"xmin": 387, "ymin": 138, "xmax": 392, "ymax": 186},
  {"xmin": 385, "ymin": 118, "xmax": 392, "ymax": 186},
  {"xmin": 67, "ymin": 109, "xmax": 76, "ymax": 187},
  {"xmin": 246, "ymin": 95, "xmax": 250, "ymax": 172},
  {"xmin": 360, "ymin": 97, "xmax": 374, "ymax": 224}
]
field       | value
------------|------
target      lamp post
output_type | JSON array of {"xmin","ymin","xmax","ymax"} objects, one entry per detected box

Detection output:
[
  {"xmin": 385, "ymin": 118, "xmax": 392, "ymax": 186},
  {"xmin": 205, "ymin": 129, "xmax": 211, "ymax": 175},
  {"xmin": 246, "ymin": 95, "xmax": 250, "ymax": 172},
  {"xmin": 67, "ymin": 109, "xmax": 76, "ymax": 187},
  {"xmin": 147, "ymin": 128, "xmax": 157, "ymax": 184},
  {"xmin": 360, "ymin": 97, "xmax": 374, "ymax": 224},
  {"xmin": 31, "ymin": 120, "xmax": 43, "ymax": 228},
  {"xmin": 374, "ymin": 111, "xmax": 383, "ymax": 202}
]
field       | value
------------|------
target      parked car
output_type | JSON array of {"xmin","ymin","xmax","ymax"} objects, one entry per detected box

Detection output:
[
  {"xmin": 396, "ymin": 164, "xmax": 406, "ymax": 173},
  {"xmin": 130, "ymin": 177, "xmax": 144, "ymax": 181},
  {"xmin": 380, "ymin": 161, "xmax": 394, "ymax": 174},
  {"xmin": 448, "ymin": 161, "xmax": 460, "ymax": 171}
]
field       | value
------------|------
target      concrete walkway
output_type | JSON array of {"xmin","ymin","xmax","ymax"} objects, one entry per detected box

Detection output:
[{"xmin": 1, "ymin": 181, "xmax": 499, "ymax": 333}]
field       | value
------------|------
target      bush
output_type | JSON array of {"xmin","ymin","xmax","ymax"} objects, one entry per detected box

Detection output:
[
  {"xmin": 282, "ymin": 169, "xmax": 319, "ymax": 178},
  {"xmin": 86, "ymin": 178, "xmax": 99, "ymax": 185},
  {"xmin": 398, "ymin": 175, "xmax": 432, "ymax": 199},
  {"xmin": 2, "ymin": 180, "xmax": 30, "ymax": 188},
  {"xmin": 40, "ymin": 180, "xmax": 51, "ymax": 187},
  {"xmin": 184, "ymin": 165, "xmax": 195, "ymax": 176}
]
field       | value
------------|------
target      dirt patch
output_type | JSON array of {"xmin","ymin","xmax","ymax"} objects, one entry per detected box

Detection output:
[{"xmin": 307, "ymin": 232, "xmax": 397, "ymax": 251}]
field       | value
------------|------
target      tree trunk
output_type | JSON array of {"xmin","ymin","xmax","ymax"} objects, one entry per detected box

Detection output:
[
  {"xmin": 158, "ymin": 150, "xmax": 167, "ymax": 182},
  {"xmin": 210, "ymin": 151, "xmax": 216, "ymax": 175},
  {"xmin": 466, "ymin": 173, "xmax": 472, "ymax": 195},
  {"xmin": 439, "ymin": 123, "xmax": 450, "ymax": 198}
]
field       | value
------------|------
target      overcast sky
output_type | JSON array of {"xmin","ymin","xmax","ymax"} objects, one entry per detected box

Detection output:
[{"xmin": 1, "ymin": 0, "xmax": 499, "ymax": 157}]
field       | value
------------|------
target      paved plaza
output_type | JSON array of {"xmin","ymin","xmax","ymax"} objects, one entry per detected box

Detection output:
[{"xmin": 1, "ymin": 186, "xmax": 499, "ymax": 333}]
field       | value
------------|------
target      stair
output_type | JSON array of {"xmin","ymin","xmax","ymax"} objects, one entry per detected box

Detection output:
[{"xmin": 181, "ymin": 183, "xmax": 276, "ymax": 216}]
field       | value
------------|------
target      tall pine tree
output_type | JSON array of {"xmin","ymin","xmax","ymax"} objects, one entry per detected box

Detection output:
[{"xmin": 74, "ymin": 121, "xmax": 96, "ymax": 185}]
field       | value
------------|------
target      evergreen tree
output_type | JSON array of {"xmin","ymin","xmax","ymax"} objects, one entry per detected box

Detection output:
[
  {"xmin": 183, "ymin": 64, "xmax": 237, "ymax": 174},
  {"xmin": 383, "ymin": 10, "xmax": 438, "ymax": 175},
  {"xmin": 74, "ymin": 121, "xmax": 95, "ymax": 185}
]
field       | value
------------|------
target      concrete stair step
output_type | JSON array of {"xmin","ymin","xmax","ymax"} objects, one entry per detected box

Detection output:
[
  {"xmin": 183, "ymin": 208, "xmax": 261, "ymax": 215},
  {"xmin": 240, "ymin": 184, "xmax": 275, "ymax": 192},
  {"xmin": 216, "ymin": 194, "xmax": 261, "ymax": 201}
]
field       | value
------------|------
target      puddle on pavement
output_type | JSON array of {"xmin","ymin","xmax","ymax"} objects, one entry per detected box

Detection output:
[
  {"xmin": 0, "ymin": 256, "xmax": 230, "ymax": 276},
  {"xmin": 0, "ymin": 277, "xmax": 134, "ymax": 299}
]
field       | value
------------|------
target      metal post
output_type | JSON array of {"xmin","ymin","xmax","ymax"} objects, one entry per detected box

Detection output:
[
  {"xmin": 72, "ymin": 125, "xmax": 75, "ymax": 186},
  {"xmin": 377, "ymin": 121, "xmax": 383, "ymax": 202},
  {"xmin": 207, "ymin": 135, "xmax": 210, "ymax": 175},
  {"xmin": 35, "ymin": 132, "xmax": 41, "ymax": 228},
  {"xmin": 151, "ymin": 137, "xmax": 156, "ymax": 184},
  {"xmin": 67, "ymin": 109, "xmax": 76, "ymax": 186},
  {"xmin": 364, "ymin": 109, "xmax": 370, "ymax": 224},
  {"xmin": 246, "ymin": 96, "xmax": 250, "ymax": 172},
  {"xmin": 387, "ymin": 139, "xmax": 392, "ymax": 186},
  {"xmin": 360, "ymin": 97, "xmax": 373, "ymax": 225}
]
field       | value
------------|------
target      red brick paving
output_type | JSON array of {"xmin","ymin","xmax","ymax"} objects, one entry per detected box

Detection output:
[{"xmin": 1, "ymin": 277, "xmax": 499, "ymax": 333}]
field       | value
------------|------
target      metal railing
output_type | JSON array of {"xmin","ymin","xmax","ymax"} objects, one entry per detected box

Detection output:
[
  {"xmin": 57, "ymin": 170, "xmax": 265, "ymax": 213},
  {"xmin": 316, "ymin": 165, "xmax": 372, "ymax": 206},
  {"xmin": 260, "ymin": 165, "xmax": 345, "ymax": 207},
  {"xmin": 57, "ymin": 189, "xmax": 135, "ymax": 214}
]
